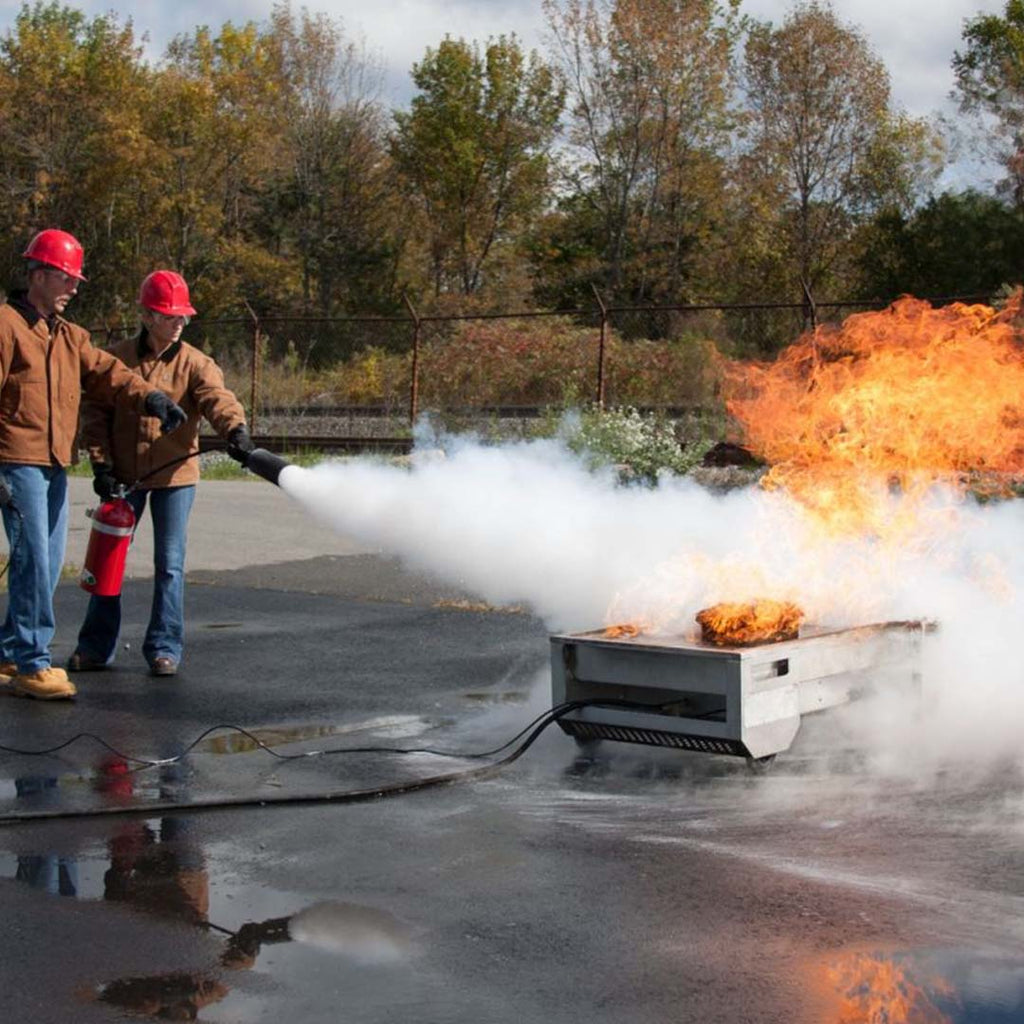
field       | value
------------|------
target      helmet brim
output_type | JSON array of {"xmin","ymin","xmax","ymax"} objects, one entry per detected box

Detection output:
[
  {"xmin": 22, "ymin": 255, "xmax": 88, "ymax": 282},
  {"xmin": 143, "ymin": 303, "xmax": 197, "ymax": 317}
]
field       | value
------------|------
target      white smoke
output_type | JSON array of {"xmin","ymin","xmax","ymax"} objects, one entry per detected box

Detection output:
[
  {"xmin": 281, "ymin": 435, "xmax": 765, "ymax": 631},
  {"xmin": 278, "ymin": 432, "xmax": 1024, "ymax": 767},
  {"xmin": 288, "ymin": 900, "xmax": 414, "ymax": 963}
]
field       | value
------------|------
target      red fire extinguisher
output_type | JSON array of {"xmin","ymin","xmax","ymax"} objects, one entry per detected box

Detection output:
[{"xmin": 79, "ymin": 495, "xmax": 136, "ymax": 596}]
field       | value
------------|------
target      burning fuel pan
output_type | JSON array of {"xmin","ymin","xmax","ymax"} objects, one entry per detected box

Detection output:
[{"xmin": 550, "ymin": 622, "xmax": 927, "ymax": 764}]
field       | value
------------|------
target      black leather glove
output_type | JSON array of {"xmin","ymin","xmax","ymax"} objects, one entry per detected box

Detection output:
[
  {"xmin": 144, "ymin": 391, "xmax": 187, "ymax": 434},
  {"xmin": 226, "ymin": 425, "xmax": 256, "ymax": 464},
  {"xmin": 92, "ymin": 463, "xmax": 119, "ymax": 501}
]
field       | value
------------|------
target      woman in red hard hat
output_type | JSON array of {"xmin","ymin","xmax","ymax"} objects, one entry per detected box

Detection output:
[
  {"xmin": 0, "ymin": 231, "xmax": 187, "ymax": 700},
  {"xmin": 69, "ymin": 270, "xmax": 254, "ymax": 678}
]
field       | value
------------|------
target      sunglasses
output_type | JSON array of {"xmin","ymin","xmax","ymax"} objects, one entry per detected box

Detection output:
[
  {"xmin": 147, "ymin": 311, "xmax": 191, "ymax": 326},
  {"xmin": 43, "ymin": 268, "xmax": 80, "ymax": 287}
]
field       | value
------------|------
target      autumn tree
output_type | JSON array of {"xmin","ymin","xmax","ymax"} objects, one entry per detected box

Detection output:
[
  {"xmin": 263, "ymin": 3, "xmax": 398, "ymax": 320},
  {"xmin": 953, "ymin": 0, "xmax": 1024, "ymax": 205},
  {"xmin": 392, "ymin": 35, "xmax": 564, "ymax": 301},
  {"xmin": 0, "ymin": 2, "xmax": 154, "ymax": 318},
  {"xmin": 738, "ymin": 1, "xmax": 940, "ymax": 326},
  {"xmin": 140, "ymin": 20, "xmax": 290, "ymax": 317},
  {"xmin": 542, "ymin": 0, "xmax": 740, "ymax": 304}
]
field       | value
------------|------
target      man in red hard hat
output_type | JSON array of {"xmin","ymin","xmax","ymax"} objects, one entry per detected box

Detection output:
[
  {"xmin": 68, "ymin": 269, "xmax": 254, "ymax": 678},
  {"xmin": 0, "ymin": 230, "xmax": 187, "ymax": 700}
]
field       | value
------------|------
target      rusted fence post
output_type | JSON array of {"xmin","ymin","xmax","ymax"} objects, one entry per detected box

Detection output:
[
  {"xmin": 592, "ymin": 284, "xmax": 608, "ymax": 409},
  {"xmin": 404, "ymin": 293, "xmax": 421, "ymax": 426},
  {"xmin": 801, "ymin": 277, "xmax": 818, "ymax": 331},
  {"xmin": 244, "ymin": 300, "xmax": 261, "ymax": 435}
]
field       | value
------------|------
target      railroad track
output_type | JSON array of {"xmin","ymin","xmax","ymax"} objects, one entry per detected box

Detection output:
[{"xmin": 200, "ymin": 434, "xmax": 414, "ymax": 455}]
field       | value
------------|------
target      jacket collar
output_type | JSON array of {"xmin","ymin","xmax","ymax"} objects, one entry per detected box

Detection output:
[
  {"xmin": 137, "ymin": 327, "xmax": 182, "ymax": 363},
  {"xmin": 8, "ymin": 289, "xmax": 59, "ymax": 333}
]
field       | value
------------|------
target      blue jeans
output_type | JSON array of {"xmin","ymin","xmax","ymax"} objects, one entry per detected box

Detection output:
[
  {"xmin": 76, "ymin": 485, "xmax": 195, "ymax": 668},
  {"xmin": 0, "ymin": 464, "xmax": 69, "ymax": 673}
]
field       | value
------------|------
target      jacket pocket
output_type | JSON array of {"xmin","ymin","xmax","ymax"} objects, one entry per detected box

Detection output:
[{"xmin": 0, "ymin": 379, "xmax": 44, "ymax": 427}]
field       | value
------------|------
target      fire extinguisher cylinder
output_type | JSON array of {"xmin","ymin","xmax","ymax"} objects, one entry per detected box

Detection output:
[{"xmin": 80, "ymin": 496, "xmax": 136, "ymax": 596}]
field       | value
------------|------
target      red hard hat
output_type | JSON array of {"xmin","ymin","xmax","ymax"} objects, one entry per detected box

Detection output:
[
  {"xmin": 139, "ymin": 270, "xmax": 197, "ymax": 316},
  {"xmin": 22, "ymin": 228, "xmax": 87, "ymax": 281}
]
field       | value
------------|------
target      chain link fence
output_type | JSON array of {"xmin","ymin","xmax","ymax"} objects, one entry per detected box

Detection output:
[{"xmin": 90, "ymin": 293, "xmax": 986, "ymax": 440}]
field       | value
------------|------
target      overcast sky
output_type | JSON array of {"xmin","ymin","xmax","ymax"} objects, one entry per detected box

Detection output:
[{"xmin": 0, "ymin": 0, "xmax": 1008, "ymax": 182}]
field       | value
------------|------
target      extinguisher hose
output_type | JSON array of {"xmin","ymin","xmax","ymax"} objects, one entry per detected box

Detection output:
[{"xmin": 127, "ymin": 451, "xmax": 201, "ymax": 493}]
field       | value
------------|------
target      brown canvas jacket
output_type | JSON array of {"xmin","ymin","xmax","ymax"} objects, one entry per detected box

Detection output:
[
  {"xmin": 80, "ymin": 332, "xmax": 245, "ymax": 489},
  {"xmin": 0, "ymin": 297, "xmax": 156, "ymax": 467}
]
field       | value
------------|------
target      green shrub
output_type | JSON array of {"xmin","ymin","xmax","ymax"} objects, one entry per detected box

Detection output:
[{"xmin": 563, "ymin": 406, "xmax": 717, "ymax": 484}]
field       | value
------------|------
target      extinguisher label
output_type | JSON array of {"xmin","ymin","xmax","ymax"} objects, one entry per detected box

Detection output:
[{"xmin": 87, "ymin": 520, "xmax": 134, "ymax": 538}]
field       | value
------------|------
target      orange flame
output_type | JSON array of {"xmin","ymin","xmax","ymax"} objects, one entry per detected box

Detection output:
[
  {"xmin": 824, "ymin": 952, "xmax": 956, "ymax": 1023},
  {"xmin": 602, "ymin": 623, "xmax": 643, "ymax": 638},
  {"xmin": 724, "ymin": 295, "xmax": 1024, "ymax": 539},
  {"xmin": 695, "ymin": 598, "xmax": 803, "ymax": 645}
]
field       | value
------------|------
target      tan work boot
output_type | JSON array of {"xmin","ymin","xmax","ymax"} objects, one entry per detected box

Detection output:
[
  {"xmin": 0, "ymin": 661, "xmax": 16, "ymax": 685},
  {"xmin": 11, "ymin": 666, "xmax": 77, "ymax": 700}
]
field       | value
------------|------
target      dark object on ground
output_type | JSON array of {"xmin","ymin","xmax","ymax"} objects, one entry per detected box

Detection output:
[{"xmin": 701, "ymin": 441, "xmax": 762, "ymax": 468}]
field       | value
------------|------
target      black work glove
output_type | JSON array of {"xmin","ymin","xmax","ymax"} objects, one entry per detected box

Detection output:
[
  {"xmin": 91, "ymin": 463, "xmax": 119, "ymax": 501},
  {"xmin": 226, "ymin": 425, "xmax": 256, "ymax": 465},
  {"xmin": 144, "ymin": 390, "xmax": 187, "ymax": 434}
]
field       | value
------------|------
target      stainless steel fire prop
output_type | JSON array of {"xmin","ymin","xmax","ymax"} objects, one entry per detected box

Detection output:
[{"xmin": 550, "ymin": 622, "xmax": 926, "ymax": 763}]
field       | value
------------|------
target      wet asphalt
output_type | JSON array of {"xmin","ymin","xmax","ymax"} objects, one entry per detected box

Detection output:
[{"xmin": 0, "ymin": 548, "xmax": 1022, "ymax": 1022}]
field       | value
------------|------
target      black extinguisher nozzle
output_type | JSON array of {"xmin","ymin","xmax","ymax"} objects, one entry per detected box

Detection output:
[{"xmin": 244, "ymin": 448, "xmax": 291, "ymax": 486}]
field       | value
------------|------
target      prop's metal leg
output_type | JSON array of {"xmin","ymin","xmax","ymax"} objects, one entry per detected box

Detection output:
[{"xmin": 745, "ymin": 754, "xmax": 776, "ymax": 775}]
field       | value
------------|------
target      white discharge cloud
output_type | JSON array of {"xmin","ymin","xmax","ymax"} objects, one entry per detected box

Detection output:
[{"xmin": 279, "ymin": 433, "xmax": 1024, "ymax": 766}]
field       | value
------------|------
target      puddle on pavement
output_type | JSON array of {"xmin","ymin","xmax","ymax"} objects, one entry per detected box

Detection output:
[
  {"xmin": 0, "ymin": 812, "xmax": 416, "ymax": 1020},
  {"xmin": 814, "ymin": 947, "xmax": 1024, "ymax": 1023},
  {"xmin": 462, "ymin": 690, "xmax": 530, "ymax": 704},
  {"xmin": 194, "ymin": 714, "xmax": 435, "ymax": 755},
  {"xmin": 0, "ymin": 715, "xmax": 439, "ymax": 816},
  {"xmin": 3, "ymin": 760, "xmax": 191, "ymax": 808},
  {"xmin": 89, "ymin": 900, "xmax": 415, "ymax": 1019},
  {"xmin": 2, "ymin": 801, "xmax": 1022, "ymax": 1023},
  {"xmin": 194, "ymin": 722, "xmax": 349, "ymax": 755}
]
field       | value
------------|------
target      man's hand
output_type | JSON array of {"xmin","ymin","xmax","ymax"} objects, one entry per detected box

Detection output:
[
  {"xmin": 0, "ymin": 479, "xmax": 11, "ymax": 508},
  {"xmin": 144, "ymin": 391, "xmax": 187, "ymax": 434},
  {"xmin": 226, "ymin": 425, "xmax": 256, "ymax": 465},
  {"xmin": 92, "ymin": 463, "xmax": 119, "ymax": 501}
]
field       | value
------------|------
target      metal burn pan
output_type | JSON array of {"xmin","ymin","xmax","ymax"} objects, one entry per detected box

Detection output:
[{"xmin": 550, "ymin": 622, "xmax": 926, "ymax": 762}]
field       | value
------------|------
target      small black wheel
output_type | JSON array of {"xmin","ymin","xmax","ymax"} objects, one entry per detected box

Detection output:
[{"xmin": 745, "ymin": 754, "xmax": 777, "ymax": 775}]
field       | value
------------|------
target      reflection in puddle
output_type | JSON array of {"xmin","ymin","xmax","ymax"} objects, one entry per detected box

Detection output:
[
  {"xmin": 826, "ymin": 951, "xmax": 955, "ymax": 1023},
  {"xmin": 289, "ymin": 901, "xmax": 414, "ymax": 964},
  {"xmin": 93, "ymin": 972, "xmax": 230, "ymax": 1019},
  {"xmin": 9, "ymin": 757, "xmax": 190, "ymax": 809},
  {"xmin": 15, "ymin": 851, "xmax": 78, "ymax": 896},
  {"xmin": 7, "ymin": 806, "xmax": 414, "ymax": 1020},
  {"xmin": 822, "ymin": 949, "xmax": 1024, "ymax": 1023},
  {"xmin": 195, "ymin": 715, "xmax": 433, "ymax": 755},
  {"xmin": 195, "ymin": 723, "xmax": 347, "ymax": 755},
  {"xmin": 462, "ymin": 691, "xmax": 529, "ymax": 704},
  {"xmin": 87, "ymin": 899, "xmax": 415, "ymax": 1018}
]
